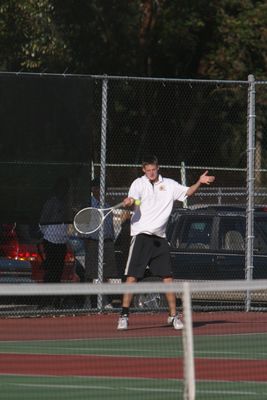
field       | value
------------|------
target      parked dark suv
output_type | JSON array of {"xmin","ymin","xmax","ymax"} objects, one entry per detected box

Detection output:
[{"xmin": 167, "ymin": 205, "xmax": 267, "ymax": 280}]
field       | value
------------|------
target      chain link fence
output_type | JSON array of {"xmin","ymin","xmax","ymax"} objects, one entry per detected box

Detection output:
[{"xmin": 0, "ymin": 72, "xmax": 267, "ymax": 315}]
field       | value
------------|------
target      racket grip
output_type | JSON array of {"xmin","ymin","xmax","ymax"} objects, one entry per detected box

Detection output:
[{"xmin": 113, "ymin": 202, "xmax": 125, "ymax": 209}]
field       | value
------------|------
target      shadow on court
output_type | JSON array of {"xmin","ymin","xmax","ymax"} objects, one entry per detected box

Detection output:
[{"xmin": 193, "ymin": 320, "xmax": 228, "ymax": 328}]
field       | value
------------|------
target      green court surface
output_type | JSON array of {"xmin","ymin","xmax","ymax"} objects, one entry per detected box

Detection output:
[
  {"xmin": 0, "ymin": 333, "xmax": 266, "ymax": 359},
  {"xmin": 1, "ymin": 375, "xmax": 182, "ymax": 400},
  {"xmin": 1, "ymin": 333, "xmax": 267, "ymax": 400},
  {"xmin": 2, "ymin": 375, "xmax": 267, "ymax": 400}
]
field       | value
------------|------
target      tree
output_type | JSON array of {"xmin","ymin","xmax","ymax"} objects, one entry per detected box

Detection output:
[
  {"xmin": 1, "ymin": 0, "xmax": 267, "ymax": 79},
  {"xmin": 0, "ymin": 0, "xmax": 69, "ymax": 71},
  {"xmin": 198, "ymin": 0, "xmax": 267, "ymax": 80},
  {"xmin": 1, "ymin": 0, "xmax": 267, "ymax": 171}
]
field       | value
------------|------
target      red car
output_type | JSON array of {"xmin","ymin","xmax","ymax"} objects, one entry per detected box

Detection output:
[{"xmin": 0, "ymin": 223, "xmax": 77, "ymax": 283}]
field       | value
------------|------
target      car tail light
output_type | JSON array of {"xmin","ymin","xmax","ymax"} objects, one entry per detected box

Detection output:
[
  {"xmin": 17, "ymin": 250, "xmax": 39, "ymax": 261},
  {"xmin": 65, "ymin": 250, "xmax": 75, "ymax": 263},
  {"xmin": 5, "ymin": 244, "xmax": 40, "ymax": 262}
]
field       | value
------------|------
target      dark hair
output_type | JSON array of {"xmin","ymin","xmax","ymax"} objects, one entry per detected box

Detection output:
[{"xmin": 142, "ymin": 154, "xmax": 158, "ymax": 167}]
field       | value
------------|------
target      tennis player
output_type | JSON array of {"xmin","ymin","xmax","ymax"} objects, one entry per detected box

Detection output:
[{"xmin": 117, "ymin": 155, "xmax": 215, "ymax": 330}]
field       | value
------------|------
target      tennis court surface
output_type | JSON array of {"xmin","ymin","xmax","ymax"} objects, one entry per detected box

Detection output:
[{"xmin": 1, "ymin": 311, "xmax": 267, "ymax": 400}]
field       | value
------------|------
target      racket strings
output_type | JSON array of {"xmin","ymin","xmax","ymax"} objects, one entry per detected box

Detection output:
[{"xmin": 74, "ymin": 208, "xmax": 103, "ymax": 234}]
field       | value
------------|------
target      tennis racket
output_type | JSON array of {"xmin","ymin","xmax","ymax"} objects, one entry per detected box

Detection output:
[{"xmin": 73, "ymin": 202, "xmax": 125, "ymax": 235}]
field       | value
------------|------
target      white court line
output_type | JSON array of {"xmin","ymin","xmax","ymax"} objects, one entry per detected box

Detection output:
[
  {"xmin": 198, "ymin": 388, "xmax": 267, "ymax": 397},
  {"xmin": 6, "ymin": 382, "xmax": 181, "ymax": 393},
  {"xmin": 194, "ymin": 350, "xmax": 267, "ymax": 357},
  {"xmin": 0, "ymin": 335, "xmax": 180, "ymax": 343},
  {"xmin": 0, "ymin": 347, "xmax": 183, "ymax": 358},
  {"xmin": 1, "ymin": 345, "xmax": 264, "ymax": 357},
  {"xmin": 5, "ymin": 382, "xmax": 267, "ymax": 397},
  {"xmin": 0, "ymin": 331, "xmax": 266, "ymax": 345}
]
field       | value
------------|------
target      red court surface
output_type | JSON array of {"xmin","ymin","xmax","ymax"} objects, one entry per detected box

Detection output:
[
  {"xmin": 1, "ymin": 353, "xmax": 267, "ymax": 381},
  {"xmin": 0, "ymin": 312, "xmax": 267, "ymax": 382},
  {"xmin": 0, "ymin": 311, "xmax": 266, "ymax": 340}
]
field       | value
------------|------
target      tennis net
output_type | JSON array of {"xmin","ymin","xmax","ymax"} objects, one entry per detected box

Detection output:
[{"xmin": 1, "ymin": 280, "xmax": 267, "ymax": 400}]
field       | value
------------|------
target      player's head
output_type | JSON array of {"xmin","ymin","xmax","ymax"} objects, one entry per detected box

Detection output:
[
  {"xmin": 142, "ymin": 155, "xmax": 159, "ymax": 183},
  {"xmin": 142, "ymin": 154, "xmax": 158, "ymax": 167}
]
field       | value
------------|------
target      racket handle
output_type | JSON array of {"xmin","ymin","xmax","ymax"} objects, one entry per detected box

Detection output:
[{"xmin": 113, "ymin": 202, "xmax": 125, "ymax": 209}]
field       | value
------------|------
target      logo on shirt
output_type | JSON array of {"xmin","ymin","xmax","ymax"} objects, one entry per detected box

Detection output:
[{"xmin": 159, "ymin": 185, "xmax": 166, "ymax": 191}]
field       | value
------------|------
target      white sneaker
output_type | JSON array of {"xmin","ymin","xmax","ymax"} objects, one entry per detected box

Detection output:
[
  {"xmin": 167, "ymin": 315, "xmax": 184, "ymax": 330},
  {"xmin": 117, "ymin": 315, "xmax": 128, "ymax": 330}
]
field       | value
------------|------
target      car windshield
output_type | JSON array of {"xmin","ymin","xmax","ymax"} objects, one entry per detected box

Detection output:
[{"xmin": 179, "ymin": 218, "xmax": 212, "ymax": 249}]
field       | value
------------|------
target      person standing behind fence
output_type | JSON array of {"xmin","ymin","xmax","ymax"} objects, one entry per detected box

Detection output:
[
  {"xmin": 39, "ymin": 177, "xmax": 70, "ymax": 285},
  {"xmin": 83, "ymin": 177, "xmax": 119, "ymax": 308},
  {"xmin": 117, "ymin": 155, "xmax": 215, "ymax": 330}
]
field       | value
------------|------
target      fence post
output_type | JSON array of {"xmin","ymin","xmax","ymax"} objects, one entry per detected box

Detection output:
[
  {"xmin": 97, "ymin": 77, "xmax": 109, "ymax": 309},
  {"xmin": 245, "ymin": 74, "xmax": 256, "ymax": 312},
  {"xmin": 181, "ymin": 161, "xmax": 188, "ymax": 208}
]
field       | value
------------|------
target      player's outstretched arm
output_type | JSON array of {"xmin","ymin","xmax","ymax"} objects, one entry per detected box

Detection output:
[{"xmin": 186, "ymin": 170, "xmax": 215, "ymax": 197}]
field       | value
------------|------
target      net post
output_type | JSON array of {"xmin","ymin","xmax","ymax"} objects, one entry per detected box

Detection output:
[{"xmin": 182, "ymin": 281, "xmax": 195, "ymax": 400}]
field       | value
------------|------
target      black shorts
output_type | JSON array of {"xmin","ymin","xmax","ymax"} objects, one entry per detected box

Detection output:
[{"xmin": 124, "ymin": 233, "xmax": 172, "ymax": 279}]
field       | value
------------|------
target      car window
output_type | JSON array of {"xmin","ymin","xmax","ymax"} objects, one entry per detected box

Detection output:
[
  {"xmin": 175, "ymin": 218, "xmax": 212, "ymax": 249},
  {"xmin": 254, "ymin": 218, "xmax": 267, "ymax": 252},
  {"xmin": 219, "ymin": 218, "xmax": 245, "ymax": 251},
  {"xmin": 254, "ymin": 229, "xmax": 267, "ymax": 253}
]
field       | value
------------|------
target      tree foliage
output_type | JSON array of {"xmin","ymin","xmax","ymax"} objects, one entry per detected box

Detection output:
[
  {"xmin": 0, "ymin": 0, "xmax": 267, "ymax": 79},
  {"xmin": 1, "ymin": 0, "xmax": 267, "ymax": 171},
  {"xmin": 0, "ymin": 0, "xmax": 68, "ymax": 71},
  {"xmin": 199, "ymin": 0, "xmax": 267, "ymax": 80}
]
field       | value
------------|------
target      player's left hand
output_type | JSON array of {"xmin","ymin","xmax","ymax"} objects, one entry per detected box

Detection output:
[{"xmin": 199, "ymin": 170, "xmax": 215, "ymax": 185}]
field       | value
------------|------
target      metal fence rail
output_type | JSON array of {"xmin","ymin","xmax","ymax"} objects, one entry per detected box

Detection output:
[{"xmin": 0, "ymin": 71, "xmax": 267, "ymax": 314}]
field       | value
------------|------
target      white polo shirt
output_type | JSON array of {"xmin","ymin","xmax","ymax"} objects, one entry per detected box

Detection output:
[{"xmin": 128, "ymin": 174, "xmax": 188, "ymax": 238}]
